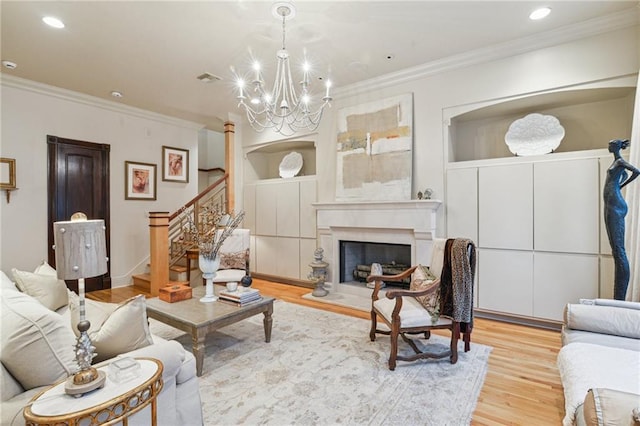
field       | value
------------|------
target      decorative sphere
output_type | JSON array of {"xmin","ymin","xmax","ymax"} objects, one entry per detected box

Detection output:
[{"xmin": 241, "ymin": 275, "xmax": 253, "ymax": 287}]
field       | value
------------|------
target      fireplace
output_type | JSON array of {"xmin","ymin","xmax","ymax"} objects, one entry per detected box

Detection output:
[
  {"xmin": 314, "ymin": 200, "xmax": 442, "ymax": 297},
  {"xmin": 339, "ymin": 240, "xmax": 411, "ymax": 287}
]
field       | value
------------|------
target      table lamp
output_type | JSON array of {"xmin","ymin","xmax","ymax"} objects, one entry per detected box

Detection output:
[{"xmin": 53, "ymin": 212, "xmax": 108, "ymax": 396}]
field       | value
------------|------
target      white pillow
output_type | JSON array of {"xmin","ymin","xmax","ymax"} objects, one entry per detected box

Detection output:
[
  {"xmin": 34, "ymin": 261, "xmax": 58, "ymax": 277},
  {"xmin": 0, "ymin": 270, "xmax": 17, "ymax": 292},
  {"xmin": 69, "ymin": 293, "xmax": 154, "ymax": 363},
  {"xmin": 0, "ymin": 287, "xmax": 76, "ymax": 390},
  {"xmin": 11, "ymin": 264, "xmax": 69, "ymax": 311}
]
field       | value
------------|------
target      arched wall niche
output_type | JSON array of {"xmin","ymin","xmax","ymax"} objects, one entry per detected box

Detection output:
[{"xmin": 444, "ymin": 76, "xmax": 637, "ymax": 163}]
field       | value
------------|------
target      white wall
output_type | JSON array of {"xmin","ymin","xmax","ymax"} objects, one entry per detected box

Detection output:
[
  {"xmin": 239, "ymin": 26, "xmax": 639, "ymax": 237},
  {"xmin": 197, "ymin": 128, "xmax": 224, "ymax": 170},
  {"xmin": 0, "ymin": 79, "xmax": 202, "ymax": 286}
]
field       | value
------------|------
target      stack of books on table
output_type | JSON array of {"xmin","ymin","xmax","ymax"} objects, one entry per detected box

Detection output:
[{"xmin": 218, "ymin": 287, "xmax": 262, "ymax": 306}]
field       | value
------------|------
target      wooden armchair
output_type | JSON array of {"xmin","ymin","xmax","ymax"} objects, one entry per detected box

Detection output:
[
  {"xmin": 368, "ymin": 238, "xmax": 476, "ymax": 370},
  {"xmin": 368, "ymin": 268, "xmax": 459, "ymax": 370}
]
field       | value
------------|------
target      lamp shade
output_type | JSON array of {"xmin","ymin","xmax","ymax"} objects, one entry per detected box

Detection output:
[{"xmin": 53, "ymin": 219, "xmax": 107, "ymax": 280}]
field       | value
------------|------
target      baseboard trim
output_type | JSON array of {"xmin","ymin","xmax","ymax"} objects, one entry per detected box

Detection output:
[
  {"xmin": 474, "ymin": 308, "xmax": 562, "ymax": 331},
  {"xmin": 252, "ymin": 273, "xmax": 314, "ymax": 289}
]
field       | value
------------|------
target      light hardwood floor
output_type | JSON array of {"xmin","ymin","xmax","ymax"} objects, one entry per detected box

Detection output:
[{"xmin": 89, "ymin": 278, "xmax": 565, "ymax": 424}]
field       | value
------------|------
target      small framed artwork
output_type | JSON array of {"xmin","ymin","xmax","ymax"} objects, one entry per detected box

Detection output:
[
  {"xmin": 125, "ymin": 161, "xmax": 157, "ymax": 200},
  {"xmin": 162, "ymin": 146, "xmax": 189, "ymax": 183},
  {"xmin": 0, "ymin": 158, "xmax": 16, "ymax": 189}
]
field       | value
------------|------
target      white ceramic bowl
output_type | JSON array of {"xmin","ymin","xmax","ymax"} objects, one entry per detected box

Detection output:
[{"xmin": 226, "ymin": 282, "xmax": 238, "ymax": 292}]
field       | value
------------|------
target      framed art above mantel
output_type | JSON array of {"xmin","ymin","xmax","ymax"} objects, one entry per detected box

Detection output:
[{"xmin": 335, "ymin": 93, "xmax": 413, "ymax": 202}]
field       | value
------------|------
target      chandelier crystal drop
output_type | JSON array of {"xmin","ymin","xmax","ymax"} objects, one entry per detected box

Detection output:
[{"xmin": 233, "ymin": 2, "xmax": 332, "ymax": 136}]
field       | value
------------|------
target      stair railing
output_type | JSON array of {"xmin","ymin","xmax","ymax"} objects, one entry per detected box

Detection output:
[{"xmin": 167, "ymin": 173, "xmax": 228, "ymax": 268}]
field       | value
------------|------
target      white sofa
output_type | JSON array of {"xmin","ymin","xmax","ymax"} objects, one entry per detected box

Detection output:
[
  {"xmin": 0, "ymin": 269, "xmax": 203, "ymax": 426},
  {"xmin": 557, "ymin": 298, "xmax": 640, "ymax": 426}
]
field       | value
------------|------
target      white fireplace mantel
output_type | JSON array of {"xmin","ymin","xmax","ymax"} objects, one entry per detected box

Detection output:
[
  {"xmin": 313, "ymin": 200, "xmax": 442, "ymax": 297},
  {"xmin": 314, "ymin": 200, "xmax": 441, "ymax": 235}
]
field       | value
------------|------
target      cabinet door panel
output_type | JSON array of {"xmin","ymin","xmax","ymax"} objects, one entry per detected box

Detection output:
[
  {"xmin": 255, "ymin": 236, "xmax": 278, "ymax": 275},
  {"xmin": 276, "ymin": 181, "xmax": 300, "ymax": 237},
  {"xmin": 446, "ymin": 168, "xmax": 478, "ymax": 242},
  {"xmin": 477, "ymin": 249, "xmax": 533, "ymax": 316},
  {"xmin": 299, "ymin": 238, "xmax": 317, "ymax": 280},
  {"xmin": 599, "ymin": 255, "xmax": 614, "ymax": 299},
  {"xmin": 300, "ymin": 180, "xmax": 317, "ymax": 238},
  {"xmin": 534, "ymin": 159, "xmax": 599, "ymax": 254},
  {"xmin": 242, "ymin": 184, "xmax": 256, "ymax": 234},
  {"xmin": 255, "ymin": 184, "xmax": 278, "ymax": 236},
  {"xmin": 478, "ymin": 164, "xmax": 533, "ymax": 250},
  {"xmin": 533, "ymin": 252, "xmax": 598, "ymax": 321},
  {"xmin": 277, "ymin": 237, "xmax": 300, "ymax": 278}
]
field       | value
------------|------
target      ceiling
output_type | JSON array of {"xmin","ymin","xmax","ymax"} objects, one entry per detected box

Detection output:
[{"xmin": 1, "ymin": 1, "xmax": 638, "ymax": 131}]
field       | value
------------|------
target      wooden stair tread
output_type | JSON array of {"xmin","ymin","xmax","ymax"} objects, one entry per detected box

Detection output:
[{"xmin": 132, "ymin": 273, "xmax": 189, "ymax": 291}]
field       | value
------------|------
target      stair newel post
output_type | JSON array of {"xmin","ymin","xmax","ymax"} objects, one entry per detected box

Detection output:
[
  {"xmin": 149, "ymin": 211, "xmax": 170, "ymax": 296},
  {"xmin": 224, "ymin": 120, "xmax": 235, "ymax": 212}
]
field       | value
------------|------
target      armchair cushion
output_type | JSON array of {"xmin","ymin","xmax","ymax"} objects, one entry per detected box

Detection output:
[
  {"xmin": 69, "ymin": 293, "xmax": 154, "ymax": 363},
  {"xmin": 11, "ymin": 264, "xmax": 68, "ymax": 312},
  {"xmin": 409, "ymin": 264, "xmax": 439, "ymax": 315},
  {"xmin": 374, "ymin": 296, "xmax": 452, "ymax": 328},
  {"xmin": 219, "ymin": 250, "xmax": 247, "ymax": 270}
]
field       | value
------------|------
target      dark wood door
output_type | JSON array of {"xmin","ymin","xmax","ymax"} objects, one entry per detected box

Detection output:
[{"xmin": 47, "ymin": 135, "xmax": 111, "ymax": 292}]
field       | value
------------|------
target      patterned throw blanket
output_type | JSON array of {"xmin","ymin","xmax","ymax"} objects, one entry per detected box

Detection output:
[{"xmin": 440, "ymin": 238, "xmax": 477, "ymax": 329}]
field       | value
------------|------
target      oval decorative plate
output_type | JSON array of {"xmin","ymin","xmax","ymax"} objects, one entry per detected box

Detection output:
[
  {"xmin": 279, "ymin": 151, "xmax": 303, "ymax": 178},
  {"xmin": 504, "ymin": 113, "xmax": 565, "ymax": 156}
]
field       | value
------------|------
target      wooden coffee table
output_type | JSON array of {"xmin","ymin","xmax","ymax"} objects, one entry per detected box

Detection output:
[{"xmin": 145, "ymin": 286, "xmax": 274, "ymax": 376}]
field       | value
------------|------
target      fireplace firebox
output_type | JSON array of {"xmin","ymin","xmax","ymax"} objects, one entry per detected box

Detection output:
[{"xmin": 339, "ymin": 240, "xmax": 411, "ymax": 288}]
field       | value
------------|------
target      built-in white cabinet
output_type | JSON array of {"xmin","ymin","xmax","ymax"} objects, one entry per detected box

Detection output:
[
  {"xmin": 245, "ymin": 177, "xmax": 317, "ymax": 282},
  {"xmin": 448, "ymin": 152, "xmax": 609, "ymax": 322}
]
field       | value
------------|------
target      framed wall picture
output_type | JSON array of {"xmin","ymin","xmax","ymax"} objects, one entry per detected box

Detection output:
[
  {"xmin": 125, "ymin": 161, "xmax": 157, "ymax": 200},
  {"xmin": 162, "ymin": 146, "xmax": 189, "ymax": 183},
  {"xmin": 0, "ymin": 158, "xmax": 16, "ymax": 189}
]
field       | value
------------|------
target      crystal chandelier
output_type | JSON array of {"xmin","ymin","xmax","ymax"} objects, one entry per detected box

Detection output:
[{"xmin": 234, "ymin": 2, "xmax": 332, "ymax": 136}]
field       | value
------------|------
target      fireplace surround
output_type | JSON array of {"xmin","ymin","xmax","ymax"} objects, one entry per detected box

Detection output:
[{"xmin": 314, "ymin": 200, "xmax": 442, "ymax": 298}]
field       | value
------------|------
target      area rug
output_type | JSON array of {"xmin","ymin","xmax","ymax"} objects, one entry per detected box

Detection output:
[{"xmin": 149, "ymin": 301, "xmax": 492, "ymax": 425}]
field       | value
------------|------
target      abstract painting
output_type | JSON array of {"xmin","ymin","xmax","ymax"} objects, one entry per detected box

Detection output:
[{"xmin": 336, "ymin": 94, "xmax": 413, "ymax": 201}]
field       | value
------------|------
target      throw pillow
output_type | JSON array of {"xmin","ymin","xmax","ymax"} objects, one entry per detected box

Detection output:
[
  {"xmin": 583, "ymin": 388, "xmax": 640, "ymax": 426},
  {"xmin": 410, "ymin": 264, "xmax": 440, "ymax": 316},
  {"xmin": 33, "ymin": 261, "xmax": 58, "ymax": 277},
  {"xmin": 69, "ymin": 293, "xmax": 153, "ymax": 363},
  {"xmin": 11, "ymin": 264, "xmax": 69, "ymax": 312},
  {"xmin": 0, "ymin": 287, "xmax": 76, "ymax": 390},
  {"xmin": 219, "ymin": 250, "xmax": 247, "ymax": 270}
]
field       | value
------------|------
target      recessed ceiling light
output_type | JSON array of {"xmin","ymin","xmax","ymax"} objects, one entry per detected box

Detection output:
[
  {"xmin": 110, "ymin": 91, "xmax": 123, "ymax": 98},
  {"xmin": 529, "ymin": 7, "xmax": 551, "ymax": 20},
  {"xmin": 42, "ymin": 16, "xmax": 65, "ymax": 29},
  {"xmin": 2, "ymin": 60, "xmax": 17, "ymax": 70}
]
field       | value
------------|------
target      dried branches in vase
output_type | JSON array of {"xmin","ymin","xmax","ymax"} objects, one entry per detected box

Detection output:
[{"xmin": 182, "ymin": 206, "xmax": 245, "ymax": 260}]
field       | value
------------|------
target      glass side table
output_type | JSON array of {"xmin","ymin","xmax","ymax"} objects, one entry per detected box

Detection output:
[{"xmin": 24, "ymin": 357, "xmax": 163, "ymax": 426}]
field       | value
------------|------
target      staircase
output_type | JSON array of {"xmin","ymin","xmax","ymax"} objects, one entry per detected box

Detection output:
[{"xmin": 132, "ymin": 173, "xmax": 229, "ymax": 294}]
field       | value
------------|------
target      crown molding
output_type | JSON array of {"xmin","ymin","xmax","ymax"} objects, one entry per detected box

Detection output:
[
  {"xmin": 335, "ymin": 9, "xmax": 639, "ymax": 98},
  {"xmin": 0, "ymin": 74, "xmax": 205, "ymax": 130}
]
